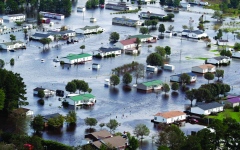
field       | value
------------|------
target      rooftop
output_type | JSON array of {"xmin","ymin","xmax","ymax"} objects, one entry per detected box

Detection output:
[
  {"xmin": 80, "ymin": 25, "xmax": 101, "ymax": 30},
  {"xmin": 31, "ymin": 33, "xmax": 52, "ymax": 38},
  {"xmin": 171, "ymin": 72, "xmax": 196, "ymax": 77},
  {"xmin": 119, "ymin": 38, "xmax": 136, "ymax": 46},
  {"xmin": 99, "ymin": 47, "xmax": 121, "ymax": 52},
  {"xmin": 43, "ymin": 113, "xmax": 61, "ymax": 120},
  {"xmin": 128, "ymin": 34, "xmax": 153, "ymax": 39},
  {"xmin": 102, "ymin": 136, "xmax": 127, "ymax": 148},
  {"xmin": 87, "ymin": 130, "xmax": 112, "ymax": 140},
  {"xmin": 141, "ymin": 80, "xmax": 163, "ymax": 87},
  {"xmin": 154, "ymin": 111, "xmax": 186, "ymax": 118},
  {"xmin": 194, "ymin": 64, "xmax": 215, "ymax": 69},
  {"xmin": 0, "ymin": 41, "xmax": 24, "ymax": 46},
  {"xmin": 69, "ymin": 94, "xmax": 95, "ymax": 102},
  {"xmin": 63, "ymin": 53, "xmax": 92, "ymax": 60},
  {"xmin": 227, "ymin": 97, "xmax": 240, "ymax": 103},
  {"xmin": 196, "ymin": 102, "xmax": 223, "ymax": 110}
]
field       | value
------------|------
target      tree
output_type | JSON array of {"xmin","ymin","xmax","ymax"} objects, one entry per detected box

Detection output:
[
  {"xmin": 195, "ymin": 88, "xmax": 212, "ymax": 102},
  {"xmin": 110, "ymin": 75, "xmax": 120, "ymax": 86},
  {"xmin": 204, "ymin": 38, "xmax": 211, "ymax": 47},
  {"xmin": 10, "ymin": 58, "xmax": 14, "ymax": 66},
  {"xmin": 10, "ymin": 34, "xmax": 16, "ymax": 43},
  {"xmin": 0, "ymin": 59, "xmax": 5, "ymax": 68},
  {"xmin": 133, "ymin": 124, "xmax": 150, "ymax": 141},
  {"xmin": 128, "ymin": 135, "xmax": 139, "ymax": 150},
  {"xmin": 215, "ymin": 69, "xmax": 224, "ymax": 81},
  {"xmin": 84, "ymin": 117, "xmax": 97, "ymax": 128},
  {"xmin": 65, "ymin": 81, "xmax": 77, "ymax": 93},
  {"xmin": 5, "ymin": 0, "xmax": 19, "ymax": 14},
  {"xmin": 196, "ymin": 128, "xmax": 216, "ymax": 150},
  {"xmin": 181, "ymin": 135, "xmax": 201, "ymax": 150},
  {"xmin": 122, "ymin": 73, "xmax": 132, "ymax": 85},
  {"xmin": 212, "ymin": 11, "xmax": 223, "ymax": 22},
  {"xmin": 39, "ymin": 38, "xmax": 49, "ymax": 49},
  {"xmin": 99, "ymin": 0, "xmax": 105, "ymax": 5},
  {"xmin": 234, "ymin": 42, "xmax": 240, "ymax": 50},
  {"xmin": 165, "ymin": 46, "xmax": 171, "ymax": 56},
  {"xmin": 204, "ymin": 72, "xmax": 215, "ymax": 84},
  {"xmin": 171, "ymin": 82, "xmax": 179, "ymax": 92},
  {"xmin": 173, "ymin": 0, "xmax": 180, "ymax": 7},
  {"xmin": 45, "ymin": 38, "xmax": 52, "ymax": 49},
  {"xmin": 139, "ymin": 27, "xmax": 148, "ymax": 34},
  {"xmin": 216, "ymin": 29, "xmax": 223, "ymax": 40},
  {"xmin": 136, "ymin": 37, "xmax": 141, "ymax": 50},
  {"xmin": 168, "ymin": 25, "xmax": 174, "ymax": 32},
  {"xmin": 158, "ymin": 24, "xmax": 165, "ymax": 35},
  {"xmin": 109, "ymin": 32, "xmax": 120, "ymax": 42},
  {"xmin": 99, "ymin": 123, "xmax": 105, "ymax": 129},
  {"xmin": 72, "ymin": 79, "xmax": 89, "ymax": 94},
  {"xmin": 65, "ymin": 111, "xmax": 77, "ymax": 125},
  {"xmin": 162, "ymin": 84, "xmax": 170, "ymax": 95},
  {"xmin": 38, "ymin": 90, "xmax": 45, "ymax": 99},
  {"xmin": 180, "ymin": 73, "xmax": 190, "ymax": 85},
  {"xmin": 182, "ymin": 25, "xmax": 188, "ymax": 30},
  {"xmin": 0, "ymin": 89, "xmax": 5, "ymax": 111},
  {"xmin": 23, "ymin": 29, "xmax": 28, "ymax": 38},
  {"xmin": 146, "ymin": 53, "xmax": 163, "ymax": 66},
  {"xmin": 80, "ymin": 45, "xmax": 85, "ymax": 53},
  {"xmin": 151, "ymin": 20, "xmax": 158, "ymax": 29},
  {"xmin": 47, "ymin": 115, "xmax": 65, "ymax": 129},
  {"xmin": 106, "ymin": 119, "xmax": 118, "ymax": 133},
  {"xmin": 134, "ymin": 63, "xmax": 145, "ymax": 84},
  {"xmin": 155, "ymin": 46, "xmax": 166, "ymax": 57},
  {"xmin": 185, "ymin": 89, "xmax": 197, "ymax": 107},
  {"xmin": 144, "ymin": 20, "xmax": 151, "ymax": 29},
  {"xmin": 31, "ymin": 115, "xmax": 44, "ymax": 133}
]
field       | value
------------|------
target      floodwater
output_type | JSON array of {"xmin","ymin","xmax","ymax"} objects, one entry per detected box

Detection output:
[{"xmin": 0, "ymin": 0, "xmax": 240, "ymax": 149}]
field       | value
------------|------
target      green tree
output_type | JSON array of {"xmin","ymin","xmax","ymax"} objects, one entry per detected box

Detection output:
[
  {"xmin": 171, "ymin": 82, "xmax": 179, "ymax": 92},
  {"xmin": 215, "ymin": 69, "xmax": 224, "ymax": 81},
  {"xmin": 65, "ymin": 111, "xmax": 77, "ymax": 125},
  {"xmin": 144, "ymin": 20, "xmax": 152, "ymax": 29},
  {"xmin": 196, "ymin": 128, "xmax": 216, "ymax": 150},
  {"xmin": 0, "ymin": 2, "xmax": 4, "ymax": 14},
  {"xmin": 109, "ymin": 32, "xmax": 120, "ymax": 42},
  {"xmin": 123, "ymin": 73, "xmax": 132, "ymax": 85},
  {"xmin": 10, "ymin": 34, "xmax": 16, "ymax": 43},
  {"xmin": 181, "ymin": 135, "xmax": 201, "ymax": 150},
  {"xmin": 204, "ymin": 72, "xmax": 215, "ymax": 84},
  {"xmin": 164, "ymin": 46, "xmax": 171, "ymax": 56},
  {"xmin": 39, "ymin": 38, "xmax": 49, "ymax": 49},
  {"xmin": 65, "ymin": 81, "xmax": 77, "ymax": 93},
  {"xmin": 234, "ymin": 42, "xmax": 240, "ymax": 50},
  {"xmin": 106, "ymin": 119, "xmax": 119, "ymax": 133},
  {"xmin": 155, "ymin": 46, "xmax": 166, "ymax": 57},
  {"xmin": 158, "ymin": 146, "xmax": 170, "ymax": 150},
  {"xmin": 173, "ymin": 0, "xmax": 180, "ymax": 7},
  {"xmin": 133, "ymin": 124, "xmax": 150, "ymax": 141},
  {"xmin": 31, "ymin": 115, "xmax": 44, "ymax": 133},
  {"xmin": 128, "ymin": 136, "xmax": 139, "ymax": 150},
  {"xmin": 0, "ymin": 59, "xmax": 5, "ymax": 68},
  {"xmin": 37, "ymin": 90, "xmax": 45, "ymax": 99},
  {"xmin": 160, "ymin": 0, "xmax": 166, "ymax": 5},
  {"xmin": 158, "ymin": 24, "xmax": 165, "ymax": 35},
  {"xmin": 10, "ymin": 58, "xmax": 14, "ymax": 66},
  {"xmin": 168, "ymin": 25, "xmax": 174, "ymax": 32},
  {"xmin": 180, "ymin": 73, "xmax": 190, "ymax": 85},
  {"xmin": 133, "ymin": 63, "xmax": 145, "ymax": 84},
  {"xmin": 162, "ymin": 83, "xmax": 170, "ymax": 95},
  {"xmin": 99, "ymin": 123, "xmax": 105, "ymax": 129},
  {"xmin": 139, "ymin": 27, "xmax": 149, "ymax": 34},
  {"xmin": 99, "ymin": 0, "xmax": 105, "ymax": 5},
  {"xmin": 80, "ymin": 45, "xmax": 85, "ymax": 53},
  {"xmin": 5, "ymin": 0, "xmax": 19, "ymax": 14},
  {"xmin": 0, "ymin": 89, "xmax": 5, "ymax": 111},
  {"xmin": 216, "ymin": 29, "xmax": 223, "ymax": 40},
  {"xmin": 136, "ymin": 37, "xmax": 141, "ymax": 50},
  {"xmin": 212, "ymin": 11, "xmax": 223, "ymax": 22},
  {"xmin": 146, "ymin": 53, "xmax": 163, "ymax": 66},
  {"xmin": 151, "ymin": 20, "xmax": 158, "ymax": 29},
  {"xmin": 195, "ymin": 88, "xmax": 212, "ymax": 102},
  {"xmin": 185, "ymin": 89, "xmax": 197, "ymax": 107},
  {"xmin": 47, "ymin": 115, "xmax": 65, "ymax": 129},
  {"xmin": 84, "ymin": 117, "xmax": 98, "ymax": 128},
  {"xmin": 182, "ymin": 25, "xmax": 188, "ymax": 30},
  {"xmin": 110, "ymin": 75, "xmax": 120, "ymax": 86},
  {"xmin": 72, "ymin": 79, "xmax": 89, "ymax": 94}
]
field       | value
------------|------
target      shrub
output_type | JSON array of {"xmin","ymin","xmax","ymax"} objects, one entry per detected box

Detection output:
[
  {"xmin": 224, "ymin": 103, "xmax": 232, "ymax": 109},
  {"xmin": 60, "ymin": 61, "xmax": 65, "ymax": 65},
  {"xmin": 62, "ymin": 101, "xmax": 69, "ymax": 107},
  {"xmin": 38, "ymin": 99, "xmax": 44, "ymax": 105},
  {"xmin": 234, "ymin": 106, "xmax": 239, "ymax": 112}
]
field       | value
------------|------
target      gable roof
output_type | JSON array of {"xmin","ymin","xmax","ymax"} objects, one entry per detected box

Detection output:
[
  {"xmin": 112, "ymin": 17, "xmax": 138, "ymax": 22},
  {"xmin": 228, "ymin": 97, "xmax": 240, "ymax": 103},
  {"xmin": 99, "ymin": 47, "xmax": 121, "ymax": 52},
  {"xmin": 43, "ymin": 113, "xmax": 61, "ymax": 120},
  {"xmin": 128, "ymin": 34, "xmax": 153, "ymax": 39},
  {"xmin": 213, "ymin": 56, "xmax": 230, "ymax": 60},
  {"xmin": 89, "ymin": 130, "xmax": 112, "ymax": 140},
  {"xmin": 102, "ymin": 136, "xmax": 127, "ymax": 148},
  {"xmin": 33, "ymin": 87, "xmax": 46, "ymax": 91},
  {"xmin": 31, "ymin": 33, "xmax": 52, "ymax": 38},
  {"xmin": 62, "ymin": 53, "xmax": 92, "ymax": 60},
  {"xmin": 154, "ymin": 111, "xmax": 186, "ymax": 118},
  {"xmin": 12, "ymin": 108, "xmax": 30, "ymax": 115},
  {"xmin": 141, "ymin": 80, "xmax": 163, "ymax": 87},
  {"xmin": 194, "ymin": 64, "xmax": 215, "ymax": 69},
  {"xmin": 196, "ymin": 102, "xmax": 223, "ymax": 110},
  {"xmin": 119, "ymin": 38, "xmax": 136, "ymax": 46},
  {"xmin": 80, "ymin": 25, "xmax": 101, "ymax": 30},
  {"xmin": 171, "ymin": 72, "xmax": 196, "ymax": 77},
  {"xmin": 0, "ymin": 41, "xmax": 24, "ymax": 46},
  {"xmin": 69, "ymin": 94, "xmax": 95, "ymax": 102}
]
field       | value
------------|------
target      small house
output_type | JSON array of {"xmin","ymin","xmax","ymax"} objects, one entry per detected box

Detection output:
[
  {"xmin": 232, "ymin": 52, "xmax": 240, "ymax": 59},
  {"xmin": 191, "ymin": 64, "xmax": 216, "ymax": 74},
  {"xmin": 61, "ymin": 53, "xmax": 92, "ymax": 64},
  {"xmin": 139, "ymin": 12, "xmax": 166, "ymax": 19},
  {"xmin": 181, "ymin": 30, "xmax": 207, "ymax": 39},
  {"xmin": 112, "ymin": 16, "xmax": 142, "ymax": 27},
  {"xmin": 153, "ymin": 111, "xmax": 186, "ymax": 124},
  {"xmin": 77, "ymin": 6, "xmax": 86, "ymax": 12},
  {"xmin": 217, "ymin": 39, "xmax": 228, "ymax": 46},
  {"xmin": 0, "ymin": 18, "xmax": 3, "ymax": 24},
  {"xmin": 205, "ymin": 56, "xmax": 231, "ymax": 65},
  {"xmin": 190, "ymin": 102, "xmax": 223, "ymax": 115},
  {"xmin": 95, "ymin": 47, "xmax": 122, "ymax": 57},
  {"xmin": 105, "ymin": 3, "xmax": 131, "ymax": 11},
  {"xmin": 0, "ymin": 41, "xmax": 26, "ymax": 50},
  {"xmin": 125, "ymin": 48, "xmax": 138, "ymax": 54},
  {"xmin": 225, "ymin": 96, "xmax": 240, "ymax": 108},
  {"xmin": 180, "ymin": 2, "xmax": 191, "ymax": 11},
  {"xmin": 65, "ymin": 93, "xmax": 96, "ymax": 106},
  {"xmin": 75, "ymin": 25, "xmax": 104, "ymax": 35},
  {"xmin": 165, "ymin": 31, "xmax": 172, "ymax": 37},
  {"xmin": 12, "ymin": 108, "xmax": 34, "ymax": 116},
  {"xmin": 33, "ymin": 87, "xmax": 55, "ymax": 97},
  {"xmin": 39, "ymin": 11, "xmax": 65, "ymax": 20},
  {"xmin": 128, "ymin": 34, "xmax": 153, "ymax": 42},
  {"xmin": 114, "ymin": 38, "xmax": 138, "ymax": 50},
  {"xmin": 91, "ymin": 136, "xmax": 128, "ymax": 150},
  {"xmin": 30, "ymin": 33, "xmax": 54, "ymax": 41},
  {"xmin": 146, "ymin": 65, "xmax": 158, "ymax": 72},
  {"xmin": 137, "ymin": 80, "xmax": 163, "ymax": 91},
  {"xmin": 48, "ymin": 30, "xmax": 76, "ymax": 38},
  {"xmin": 170, "ymin": 72, "xmax": 197, "ymax": 83},
  {"xmin": 85, "ymin": 130, "xmax": 113, "ymax": 142},
  {"xmin": 3, "ymin": 14, "xmax": 26, "ymax": 21},
  {"xmin": 163, "ymin": 64, "xmax": 175, "ymax": 71},
  {"xmin": 92, "ymin": 63, "xmax": 100, "ymax": 69}
]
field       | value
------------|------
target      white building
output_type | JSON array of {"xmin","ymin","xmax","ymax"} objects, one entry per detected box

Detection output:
[
  {"xmin": 114, "ymin": 38, "xmax": 138, "ymax": 50},
  {"xmin": 77, "ymin": 6, "xmax": 86, "ymax": 12},
  {"xmin": 191, "ymin": 102, "xmax": 223, "ymax": 115},
  {"xmin": 0, "ymin": 18, "xmax": 3, "ymax": 24},
  {"xmin": 3, "ymin": 14, "xmax": 26, "ymax": 21},
  {"xmin": 75, "ymin": 25, "xmax": 104, "ymax": 35},
  {"xmin": 146, "ymin": 65, "xmax": 158, "ymax": 72},
  {"xmin": 180, "ymin": 2, "xmax": 191, "ymax": 11},
  {"xmin": 61, "ymin": 53, "xmax": 92, "ymax": 64},
  {"xmin": 191, "ymin": 64, "xmax": 216, "ymax": 74},
  {"xmin": 95, "ymin": 47, "xmax": 122, "ymax": 57},
  {"xmin": 65, "ymin": 93, "xmax": 96, "ymax": 106},
  {"xmin": 33, "ymin": 87, "xmax": 55, "ymax": 97},
  {"xmin": 39, "ymin": 11, "xmax": 65, "ymax": 20},
  {"xmin": 92, "ymin": 63, "xmax": 100, "ymax": 69},
  {"xmin": 163, "ymin": 64, "xmax": 175, "ymax": 71},
  {"xmin": 232, "ymin": 52, "xmax": 240, "ymax": 59},
  {"xmin": 170, "ymin": 72, "xmax": 197, "ymax": 83},
  {"xmin": 182, "ymin": 30, "xmax": 207, "ymax": 39},
  {"xmin": 112, "ymin": 16, "xmax": 142, "ymax": 27},
  {"xmin": 30, "ymin": 33, "xmax": 54, "ymax": 41},
  {"xmin": 0, "ymin": 41, "xmax": 26, "ymax": 50},
  {"xmin": 153, "ymin": 111, "xmax": 186, "ymax": 124},
  {"xmin": 139, "ymin": 12, "xmax": 166, "ymax": 19},
  {"xmin": 206, "ymin": 56, "xmax": 231, "ymax": 65}
]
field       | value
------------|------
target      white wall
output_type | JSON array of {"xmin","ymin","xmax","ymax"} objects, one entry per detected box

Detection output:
[{"xmin": 154, "ymin": 115, "xmax": 186, "ymax": 124}]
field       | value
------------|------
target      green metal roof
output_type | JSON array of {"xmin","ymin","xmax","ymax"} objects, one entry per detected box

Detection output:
[
  {"xmin": 128, "ymin": 34, "xmax": 153, "ymax": 39},
  {"xmin": 70, "ymin": 94, "xmax": 95, "ymax": 102},
  {"xmin": 80, "ymin": 25, "xmax": 100, "ymax": 30},
  {"xmin": 141, "ymin": 80, "xmax": 163, "ymax": 87},
  {"xmin": 1, "ymin": 41, "xmax": 24, "ymax": 46},
  {"xmin": 63, "ymin": 53, "xmax": 92, "ymax": 60}
]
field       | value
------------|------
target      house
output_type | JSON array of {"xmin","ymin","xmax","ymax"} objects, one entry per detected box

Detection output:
[
  {"xmin": 0, "ymin": 18, "xmax": 3, "ymax": 24},
  {"xmin": 105, "ymin": 3, "xmax": 131, "ymax": 11},
  {"xmin": 48, "ymin": 30, "xmax": 76, "ymax": 38},
  {"xmin": 12, "ymin": 108, "xmax": 34, "ymax": 116},
  {"xmin": 180, "ymin": 2, "xmax": 191, "ymax": 11},
  {"xmin": 181, "ymin": 30, "xmax": 207, "ymax": 39},
  {"xmin": 217, "ymin": 39, "xmax": 228, "ymax": 46},
  {"xmin": 65, "ymin": 93, "xmax": 96, "ymax": 106},
  {"xmin": 30, "ymin": 33, "xmax": 54, "ymax": 41},
  {"xmin": 85, "ymin": 130, "xmax": 113, "ymax": 142},
  {"xmin": 146, "ymin": 65, "xmax": 158, "ymax": 72},
  {"xmin": 33, "ymin": 87, "xmax": 55, "ymax": 97},
  {"xmin": 225, "ymin": 96, "xmax": 240, "ymax": 108},
  {"xmin": 92, "ymin": 63, "xmax": 100, "ymax": 69},
  {"xmin": 232, "ymin": 51, "xmax": 240, "ymax": 59},
  {"xmin": 41, "ymin": 18, "xmax": 51, "ymax": 24},
  {"xmin": 75, "ymin": 25, "xmax": 104, "ymax": 35},
  {"xmin": 170, "ymin": 72, "xmax": 197, "ymax": 83},
  {"xmin": 95, "ymin": 47, "xmax": 122, "ymax": 57},
  {"xmin": 163, "ymin": 64, "xmax": 175, "ymax": 71},
  {"xmin": 191, "ymin": 64, "xmax": 216, "ymax": 74},
  {"xmin": 141, "ymin": 0, "xmax": 156, "ymax": 4},
  {"xmin": 153, "ymin": 111, "xmax": 186, "ymax": 124},
  {"xmin": 128, "ymin": 34, "xmax": 154, "ymax": 42},
  {"xmin": 77, "ymin": 6, "xmax": 86, "ymax": 12},
  {"xmin": 39, "ymin": 11, "xmax": 65, "ymax": 20},
  {"xmin": 205, "ymin": 56, "xmax": 231, "ymax": 65},
  {"xmin": 125, "ymin": 48, "xmax": 138, "ymax": 54},
  {"xmin": 91, "ymin": 136, "xmax": 128, "ymax": 150},
  {"xmin": 137, "ymin": 80, "xmax": 163, "ymax": 91},
  {"xmin": 191, "ymin": 102, "xmax": 223, "ymax": 115},
  {"xmin": 61, "ymin": 53, "xmax": 92, "ymax": 64},
  {"xmin": 139, "ymin": 12, "xmax": 166, "ymax": 19},
  {"xmin": 0, "ymin": 41, "xmax": 26, "ymax": 50},
  {"xmin": 165, "ymin": 31, "xmax": 172, "ymax": 37},
  {"xmin": 3, "ymin": 14, "xmax": 25, "ymax": 21},
  {"xmin": 112, "ymin": 16, "xmax": 142, "ymax": 27},
  {"xmin": 114, "ymin": 38, "xmax": 138, "ymax": 50}
]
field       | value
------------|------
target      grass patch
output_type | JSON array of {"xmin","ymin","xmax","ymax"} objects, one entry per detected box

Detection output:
[
  {"xmin": 214, "ymin": 54, "xmax": 221, "ymax": 56},
  {"xmin": 185, "ymin": 56, "xmax": 191, "ymax": 60},
  {"xmin": 195, "ymin": 57, "xmax": 208, "ymax": 60},
  {"xmin": 210, "ymin": 50, "xmax": 218, "ymax": 52},
  {"xmin": 206, "ymin": 109, "xmax": 240, "ymax": 122}
]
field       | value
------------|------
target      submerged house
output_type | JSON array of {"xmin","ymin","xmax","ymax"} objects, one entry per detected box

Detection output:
[
  {"xmin": 3, "ymin": 14, "xmax": 25, "ymax": 21},
  {"xmin": 139, "ymin": 12, "xmax": 166, "ymax": 19},
  {"xmin": 153, "ymin": 111, "xmax": 186, "ymax": 124},
  {"xmin": 191, "ymin": 64, "xmax": 216, "ymax": 74},
  {"xmin": 95, "ymin": 47, "xmax": 122, "ymax": 57},
  {"xmin": 30, "ymin": 33, "xmax": 54, "ymax": 41},
  {"xmin": 33, "ymin": 87, "xmax": 55, "ymax": 97},
  {"xmin": 112, "ymin": 16, "xmax": 142, "ymax": 27},
  {"xmin": 181, "ymin": 30, "xmax": 207, "ymax": 39},
  {"xmin": 128, "ymin": 34, "xmax": 154, "ymax": 42},
  {"xmin": 205, "ymin": 56, "xmax": 231, "ymax": 65},
  {"xmin": 0, "ymin": 41, "xmax": 26, "ymax": 50},
  {"xmin": 137, "ymin": 80, "xmax": 163, "ymax": 91},
  {"xmin": 65, "ymin": 93, "xmax": 96, "ymax": 106},
  {"xmin": 75, "ymin": 25, "xmax": 104, "ymax": 35},
  {"xmin": 170, "ymin": 72, "xmax": 197, "ymax": 83},
  {"xmin": 114, "ymin": 38, "xmax": 138, "ymax": 50},
  {"xmin": 105, "ymin": 2, "xmax": 131, "ymax": 11},
  {"xmin": 61, "ymin": 53, "xmax": 92, "ymax": 64},
  {"xmin": 191, "ymin": 102, "xmax": 223, "ymax": 115}
]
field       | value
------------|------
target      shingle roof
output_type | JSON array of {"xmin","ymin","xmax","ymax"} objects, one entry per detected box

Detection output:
[
  {"xmin": 33, "ymin": 87, "xmax": 45, "ymax": 91},
  {"xmin": 228, "ymin": 97, "xmax": 240, "ymax": 103},
  {"xmin": 90, "ymin": 130, "xmax": 112, "ymax": 139},
  {"xmin": 0, "ymin": 41, "xmax": 24, "ymax": 46},
  {"xmin": 213, "ymin": 56, "xmax": 230, "ymax": 60},
  {"xmin": 119, "ymin": 38, "xmax": 136, "ymax": 46},
  {"xmin": 69, "ymin": 94, "xmax": 95, "ymax": 102},
  {"xmin": 194, "ymin": 64, "xmax": 215, "ymax": 69},
  {"xmin": 112, "ymin": 17, "xmax": 138, "ymax": 22},
  {"xmin": 44, "ymin": 113, "xmax": 61, "ymax": 120},
  {"xmin": 141, "ymin": 80, "xmax": 163, "ymax": 87},
  {"xmin": 154, "ymin": 111, "xmax": 186, "ymax": 118},
  {"xmin": 128, "ymin": 34, "xmax": 153, "ymax": 39},
  {"xmin": 99, "ymin": 47, "xmax": 121, "ymax": 52},
  {"xmin": 80, "ymin": 25, "xmax": 100, "ymax": 30},
  {"xmin": 62, "ymin": 53, "xmax": 92, "ymax": 60},
  {"xmin": 102, "ymin": 136, "xmax": 127, "ymax": 148},
  {"xmin": 32, "ymin": 33, "xmax": 52, "ymax": 38},
  {"xmin": 197, "ymin": 102, "xmax": 223, "ymax": 110},
  {"xmin": 171, "ymin": 72, "xmax": 196, "ymax": 77}
]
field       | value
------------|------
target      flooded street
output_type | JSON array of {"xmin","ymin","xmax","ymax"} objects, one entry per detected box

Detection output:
[{"xmin": 0, "ymin": 0, "xmax": 240, "ymax": 149}]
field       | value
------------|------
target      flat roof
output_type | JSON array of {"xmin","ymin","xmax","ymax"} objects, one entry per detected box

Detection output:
[
  {"xmin": 63, "ymin": 53, "xmax": 92, "ymax": 60},
  {"xmin": 69, "ymin": 94, "xmax": 95, "ymax": 102},
  {"xmin": 154, "ymin": 111, "xmax": 186, "ymax": 118},
  {"xmin": 141, "ymin": 80, "xmax": 163, "ymax": 87}
]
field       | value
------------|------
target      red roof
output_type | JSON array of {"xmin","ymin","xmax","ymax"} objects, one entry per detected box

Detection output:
[
  {"xmin": 120, "ymin": 38, "xmax": 136, "ymax": 46},
  {"xmin": 154, "ymin": 111, "xmax": 186, "ymax": 119}
]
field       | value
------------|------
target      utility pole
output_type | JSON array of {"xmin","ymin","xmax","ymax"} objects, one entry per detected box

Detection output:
[{"xmin": 180, "ymin": 49, "xmax": 182, "ymax": 62}]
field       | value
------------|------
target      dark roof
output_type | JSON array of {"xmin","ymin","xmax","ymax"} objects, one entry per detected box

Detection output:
[
  {"xmin": 88, "ymin": 130, "xmax": 112, "ymax": 140},
  {"xmin": 218, "ymin": 39, "xmax": 228, "ymax": 42},
  {"xmin": 192, "ymin": 30, "xmax": 204, "ymax": 34},
  {"xmin": 213, "ymin": 56, "xmax": 230, "ymax": 60},
  {"xmin": 48, "ymin": 30, "xmax": 75, "ymax": 35},
  {"xmin": 31, "ymin": 33, "xmax": 52, "ymax": 38},
  {"xmin": 99, "ymin": 47, "xmax": 121, "ymax": 52},
  {"xmin": 43, "ymin": 113, "xmax": 61, "ymax": 120},
  {"xmin": 171, "ymin": 72, "xmax": 196, "ymax": 77},
  {"xmin": 33, "ymin": 87, "xmax": 45, "ymax": 91},
  {"xmin": 197, "ymin": 102, "xmax": 223, "ymax": 110}
]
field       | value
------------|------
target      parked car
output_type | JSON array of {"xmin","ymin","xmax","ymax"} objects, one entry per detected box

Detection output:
[{"xmin": 189, "ymin": 118, "xmax": 198, "ymax": 124}]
